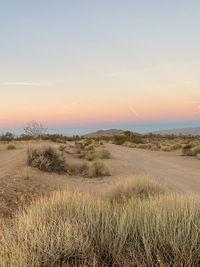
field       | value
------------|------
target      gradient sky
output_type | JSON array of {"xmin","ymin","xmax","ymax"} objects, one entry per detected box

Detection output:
[{"xmin": 1, "ymin": 0, "xmax": 200, "ymax": 134}]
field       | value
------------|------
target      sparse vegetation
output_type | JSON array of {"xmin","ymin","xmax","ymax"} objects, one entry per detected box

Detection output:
[
  {"xmin": 27, "ymin": 147, "xmax": 67, "ymax": 173},
  {"xmin": 0, "ymin": 186, "xmax": 200, "ymax": 266},
  {"xmin": 95, "ymin": 149, "xmax": 111, "ymax": 159},
  {"xmin": 67, "ymin": 160, "xmax": 111, "ymax": 178},
  {"xmin": 15, "ymin": 166, "xmax": 34, "ymax": 180},
  {"xmin": 67, "ymin": 162, "xmax": 89, "ymax": 176},
  {"xmin": 6, "ymin": 144, "xmax": 16, "ymax": 150},
  {"xmin": 58, "ymin": 144, "xmax": 66, "ymax": 151},
  {"xmin": 88, "ymin": 161, "xmax": 111, "ymax": 177},
  {"xmin": 182, "ymin": 144, "xmax": 200, "ymax": 157}
]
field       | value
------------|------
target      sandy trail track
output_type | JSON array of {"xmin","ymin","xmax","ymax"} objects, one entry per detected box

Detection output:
[{"xmin": 106, "ymin": 143, "xmax": 200, "ymax": 195}]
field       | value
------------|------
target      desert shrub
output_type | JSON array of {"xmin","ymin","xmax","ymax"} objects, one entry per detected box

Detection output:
[
  {"xmin": 171, "ymin": 143, "xmax": 182, "ymax": 150},
  {"xmin": 1, "ymin": 190, "xmax": 200, "ymax": 266},
  {"xmin": 6, "ymin": 144, "xmax": 16, "ymax": 150},
  {"xmin": 182, "ymin": 144, "xmax": 200, "ymax": 157},
  {"xmin": 27, "ymin": 147, "xmax": 67, "ymax": 173},
  {"xmin": 67, "ymin": 161, "xmax": 110, "ymax": 178},
  {"xmin": 138, "ymin": 143, "xmax": 152, "ymax": 150},
  {"xmin": 182, "ymin": 144, "xmax": 194, "ymax": 156},
  {"xmin": 191, "ymin": 146, "xmax": 200, "ymax": 156},
  {"xmin": 95, "ymin": 149, "xmax": 111, "ymax": 159},
  {"xmin": 67, "ymin": 162, "xmax": 89, "ymax": 176},
  {"xmin": 88, "ymin": 161, "xmax": 111, "ymax": 178},
  {"xmin": 84, "ymin": 139, "xmax": 92, "ymax": 146},
  {"xmin": 106, "ymin": 176, "xmax": 165, "ymax": 203},
  {"xmin": 58, "ymin": 144, "xmax": 66, "ymax": 151},
  {"xmin": 113, "ymin": 135, "xmax": 127, "ymax": 145},
  {"xmin": 123, "ymin": 141, "xmax": 136, "ymax": 148}
]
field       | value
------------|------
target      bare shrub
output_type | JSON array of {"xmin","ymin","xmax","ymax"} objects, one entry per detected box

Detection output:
[{"xmin": 27, "ymin": 147, "xmax": 67, "ymax": 173}]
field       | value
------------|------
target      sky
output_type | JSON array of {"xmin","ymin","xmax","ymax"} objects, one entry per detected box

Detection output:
[{"xmin": 1, "ymin": 0, "xmax": 200, "ymax": 135}]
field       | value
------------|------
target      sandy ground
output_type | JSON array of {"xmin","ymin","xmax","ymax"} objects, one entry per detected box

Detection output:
[
  {"xmin": 0, "ymin": 141, "xmax": 200, "ymax": 219},
  {"xmin": 106, "ymin": 143, "xmax": 200, "ymax": 195}
]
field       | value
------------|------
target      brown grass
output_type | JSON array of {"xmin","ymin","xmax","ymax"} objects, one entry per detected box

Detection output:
[
  {"xmin": 88, "ymin": 160, "xmax": 111, "ymax": 178},
  {"xmin": 0, "ymin": 184, "xmax": 200, "ymax": 266},
  {"xmin": 105, "ymin": 175, "xmax": 165, "ymax": 203},
  {"xmin": 6, "ymin": 144, "xmax": 16, "ymax": 150},
  {"xmin": 67, "ymin": 160, "xmax": 111, "ymax": 178}
]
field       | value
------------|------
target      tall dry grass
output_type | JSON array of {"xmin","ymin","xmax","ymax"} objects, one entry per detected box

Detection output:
[{"xmin": 0, "ymin": 178, "xmax": 200, "ymax": 266}]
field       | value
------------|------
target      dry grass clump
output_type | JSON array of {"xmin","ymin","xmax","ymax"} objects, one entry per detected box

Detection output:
[
  {"xmin": 79, "ymin": 148, "xmax": 111, "ymax": 161},
  {"xmin": 88, "ymin": 161, "xmax": 111, "ymax": 178},
  {"xmin": 0, "ymin": 187, "xmax": 200, "ymax": 266},
  {"xmin": 95, "ymin": 149, "xmax": 111, "ymax": 159},
  {"xmin": 106, "ymin": 176, "xmax": 165, "ymax": 203},
  {"xmin": 6, "ymin": 144, "xmax": 16, "ymax": 150},
  {"xmin": 67, "ymin": 162, "xmax": 89, "ymax": 176},
  {"xmin": 182, "ymin": 144, "xmax": 200, "ymax": 157},
  {"xmin": 67, "ymin": 161, "xmax": 111, "ymax": 178},
  {"xmin": 182, "ymin": 143, "xmax": 194, "ymax": 156},
  {"xmin": 27, "ymin": 147, "xmax": 67, "ymax": 173}
]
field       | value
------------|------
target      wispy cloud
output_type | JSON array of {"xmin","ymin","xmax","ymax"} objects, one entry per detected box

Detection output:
[{"xmin": 129, "ymin": 106, "xmax": 142, "ymax": 119}]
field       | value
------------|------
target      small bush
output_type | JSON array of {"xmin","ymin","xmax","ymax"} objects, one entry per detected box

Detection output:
[
  {"xmin": 106, "ymin": 176, "xmax": 165, "ymax": 203},
  {"xmin": 182, "ymin": 144, "xmax": 200, "ymax": 157},
  {"xmin": 6, "ymin": 144, "xmax": 16, "ymax": 150},
  {"xmin": 95, "ymin": 149, "xmax": 111, "ymax": 159},
  {"xmin": 67, "ymin": 161, "xmax": 110, "ymax": 178},
  {"xmin": 88, "ymin": 161, "xmax": 111, "ymax": 178},
  {"xmin": 67, "ymin": 162, "xmax": 89, "ymax": 176},
  {"xmin": 192, "ymin": 146, "xmax": 200, "ymax": 156},
  {"xmin": 27, "ymin": 147, "xmax": 67, "ymax": 173},
  {"xmin": 113, "ymin": 135, "xmax": 127, "ymax": 145},
  {"xmin": 182, "ymin": 144, "xmax": 194, "ymax": 156}
]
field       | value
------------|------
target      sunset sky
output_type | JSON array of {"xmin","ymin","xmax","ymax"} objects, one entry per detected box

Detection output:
[{"xmin": 1, "ymin": 1, "xmax": 200, "ymax": 135}]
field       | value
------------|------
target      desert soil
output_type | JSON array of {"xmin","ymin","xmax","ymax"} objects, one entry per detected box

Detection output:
[{"xmin": 0, "ymin": 141, "xmax": 200, "ymax": 220}]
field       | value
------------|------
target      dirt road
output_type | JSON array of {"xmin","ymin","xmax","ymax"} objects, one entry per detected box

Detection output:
[
  {"xmin": 0, "ymin": 141, "xmax": 200, "ymax": 219},
  {"xmin": 106, "ymin": 144, "xmax": 200, "ymax": 195}
]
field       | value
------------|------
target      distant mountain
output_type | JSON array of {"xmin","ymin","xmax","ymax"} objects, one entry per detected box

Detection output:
[
  {"xmin": 154, "ymin": 127, "xmax": 200, "ymax": 136},
  {"xmin": 83, "ymin": 129, "xmax": 124, "ymax": 138}
]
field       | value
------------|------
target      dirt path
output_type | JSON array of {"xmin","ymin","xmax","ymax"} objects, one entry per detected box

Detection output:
[
  {"xmin": 106, "ymin": 144, "xmax": 200, "ymax": 195},
  {"xmin": 0, "ymin": 141, "xmax": 200, "ymax": 220}
]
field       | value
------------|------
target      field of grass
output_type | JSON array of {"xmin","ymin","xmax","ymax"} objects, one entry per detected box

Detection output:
[{"xmin": 0, "ymin": 178, "xmax": 199, "ymax": 266}]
